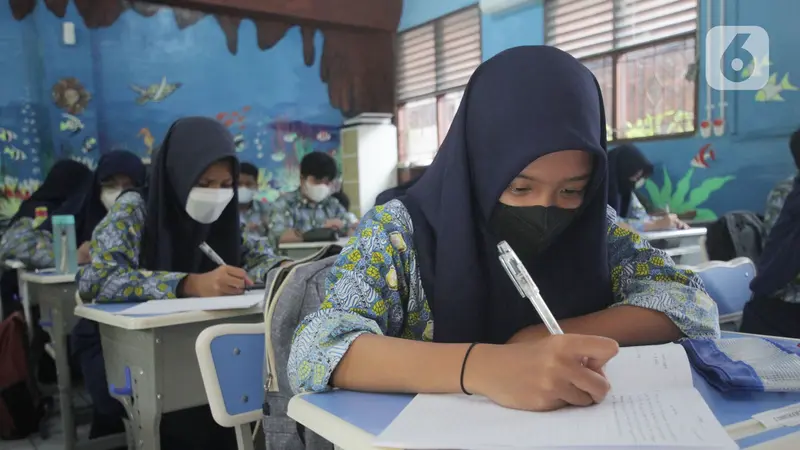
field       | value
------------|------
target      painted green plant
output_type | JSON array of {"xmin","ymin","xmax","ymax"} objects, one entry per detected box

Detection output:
[{"xmin": 644, "ymin": 167, "xmax": 734, "ymax": 221}]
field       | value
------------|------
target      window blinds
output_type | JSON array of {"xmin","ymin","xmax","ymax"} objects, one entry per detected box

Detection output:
[
  {"xmin": 396, "ymin": 7, "xmax": 481, "ymax": 102},
  {"xmin": 545, "ymin": 0, "xmax": 697, "ymax": 59}
]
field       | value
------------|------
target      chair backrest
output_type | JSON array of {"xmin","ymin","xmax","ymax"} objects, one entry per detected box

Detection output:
[
  {"xmin": 196, "ymin": 323, "xmax": 266, "ymax": 428},
  {"xmin": 687, "ymin": 257, "xmax": 756, "ymax": 321}
]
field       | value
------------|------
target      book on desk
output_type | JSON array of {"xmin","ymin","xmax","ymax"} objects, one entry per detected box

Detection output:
[{"xmin": 375, "ymin": 343, "xmax": 739, "ymax": 449}]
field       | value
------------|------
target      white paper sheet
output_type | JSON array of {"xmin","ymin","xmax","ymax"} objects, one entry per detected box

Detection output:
[
  {"xmin": 118, "ymin": 290, "xmax": 265, "ymax": 315},
  {"xmin": 603, "ymin": 343, "xmax": 695, "ymax": 395},
  {"xmin": 375, "ymin": 344, "xmax": 738, "ymax": 450}
]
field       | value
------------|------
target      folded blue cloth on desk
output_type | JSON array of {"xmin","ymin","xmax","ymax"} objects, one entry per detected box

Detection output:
[{"xmin": 681, "ymin": 337, "xmax": 800, "ymax": 393}]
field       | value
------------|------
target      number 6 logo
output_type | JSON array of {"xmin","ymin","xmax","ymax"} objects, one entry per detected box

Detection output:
[{"xmin": 705, "ymin": 26, "xmax": 770, "ymax": 91}]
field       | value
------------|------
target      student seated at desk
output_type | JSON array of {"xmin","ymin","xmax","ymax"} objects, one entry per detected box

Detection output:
[
  {"xmin": 238, "ymin": 161, "xmax": 270, "ymax": 238},
  {"xmin": 75, "ymin": 117, "xmax": 285, "ymax": 449},
  {"xmin": 740, "ymin": 132, "xmax": 800, "ymax": 338},
  {"xmin": 607, "ymin": 144, "xmax": 688, "ymax": 232},
  {"xmin": 288, "ymin": 46, "xmax": 720, "ymax": 412},
  {"xmin": 0, "ymin": 152, "xmax": 144, "ymax": 269},
  {"xmin": 268, "ymin": 151, "xmax": 355, "ymax": 244}
]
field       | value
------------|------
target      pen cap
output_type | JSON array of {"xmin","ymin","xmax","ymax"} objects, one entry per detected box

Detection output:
[{"xmin": 52, "ymin": 215, "xmax": 75, "ymax": 225}]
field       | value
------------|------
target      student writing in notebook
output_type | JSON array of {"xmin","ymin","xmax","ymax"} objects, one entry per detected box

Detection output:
[
  {"xmin": 288, "ymin": 46, "xmax": 720, "ymax": 412},
  {"xmin": 0, "ymin": 159, "xmax": 92, "ymax": 314},
  {"xmin": 74, "ymin": 117, "xmax": 286, "ymax": 449}
]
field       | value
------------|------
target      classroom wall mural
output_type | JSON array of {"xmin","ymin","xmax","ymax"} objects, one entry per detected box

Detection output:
[
  {"xmin": 400, "ymin": 0, "xmax": 800, "ymax": 220},
  {"xmin": 0, "ymin": 1, "xmax": 352, "ymax": 219}
]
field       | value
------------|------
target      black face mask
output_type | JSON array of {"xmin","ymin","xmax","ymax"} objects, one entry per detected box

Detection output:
[{"xmin": 489, "ymin": 204, "xmax": 578, "ymax": 258}]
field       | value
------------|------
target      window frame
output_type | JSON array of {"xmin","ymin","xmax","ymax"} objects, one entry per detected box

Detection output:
[
  {"xmin": 395, "ymin": 5, "xmax": 482, "ymax": 167},
  {"xmin": 544, "ymin": 0, "xmax": 699, "ymax": 144}
]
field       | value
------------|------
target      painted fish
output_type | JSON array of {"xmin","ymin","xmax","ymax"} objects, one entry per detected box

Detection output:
[
  {"xmin": 755, "ymin": 73, "xmax": 798, "ymax": 102},
  {"xmin": 130, "ymin": 76, "xmax": 182, "ymax": 104},
  {"xmin": 690, "ymin": 144, "xmax": 715, "ymax": 169},
  {"xmin": 0, "ymin": 128, "xmax": 17, "ymax": 142},
  {"xmin": 316, "ymin": 130, "xmax": 331, "ymax": 142},
  {"xmin": 234, "ymin": 134, "xmax": 246, "ymax": 152},
  {"xmin": 4, "ymin": 145, "xmax": 27, "ymax": 161},
  {"xmin": 82, "ymin": 137, "xmax": 97, "ymax": 153},
  {"xmin": 60, "ymin": 113, "xmax": 84, "ymax": 134},
  {"xmin": 283, "ymin": 132, "xmax": 297, "ymax": 143}
]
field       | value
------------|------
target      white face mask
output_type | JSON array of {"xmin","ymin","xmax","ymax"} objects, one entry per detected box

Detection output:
[
  {"xmin": 634, "ymin": 178, "xmax": 646, "ymax": 189},
  {"xmin": 185, "ymin": 187, "xmax": 234, "ymax": 224},
  {"xmin": 238, "ymin": 187, "xmax": 254, "ymax": 204},
  {"xmin": 100, "ymin": 187, "xmax": 123, "ymax": 210},
  {"xmin": 304, "ymin": 181, "xmax": 331, "ymax": 203}
]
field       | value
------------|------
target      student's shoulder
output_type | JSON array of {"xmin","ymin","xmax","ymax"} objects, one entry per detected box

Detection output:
[
  {"xmin": 360, "ymin": 200, "xmax": 413, "ymax": 234},
  {"xmin": 109, "ymin": 191, "xmax": 146, "ymax": 218}
]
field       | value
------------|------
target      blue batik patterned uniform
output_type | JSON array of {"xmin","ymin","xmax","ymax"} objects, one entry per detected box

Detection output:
[
  {"xmin": 288, "ymin": 200, "xmax": 721, "ymax": 393},
  {"xmin": 240, "ymin": 199, "xmax": 272, "ymax": 238},
  {"xmin": 0, "ymin": 218, "xmax": 55, "ymax": 269},
  {"xmin": 617, "ymin": 194, "xmax": 650, "ymax": 231},
  {"xmin": 267, "ymin": 190, "xmax": 354, "ymax": 245},
  {"xmin": 77, "ymin": 191, "xmax": 283, "ymax": 303}
]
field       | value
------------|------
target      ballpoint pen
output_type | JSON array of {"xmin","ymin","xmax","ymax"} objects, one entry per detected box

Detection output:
[
  {"xmin": 199, "ymin": 242, "xmax": 261, "ymax": 290},
  {"xmin": 497, "ymin": 241, "xmax": 563, "ymax": 335},
  {"xmin": 199, "ymin": 241, "xmax": 226, "ymax": 265}
]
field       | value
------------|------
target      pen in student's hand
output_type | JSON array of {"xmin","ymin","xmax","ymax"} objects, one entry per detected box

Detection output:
[
  {"xmin": 497, "ymin": 241, "xmax": 563, "ymax": 335},
  {"xmin": 199, "ymin": 241, "xmax": 226, "ymax": 266}
]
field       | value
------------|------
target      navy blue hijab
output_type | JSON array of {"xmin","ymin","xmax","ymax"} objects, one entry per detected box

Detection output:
[
  {"xmin": 11, "ymin": 159, "xmax": 92, "ymax": 226},
  {"xmin": 68, "ymin": 150, "xmax": 146, "ymax": 242},
  {"xmin": 401, "ymin": 46, "xmax": 612, "ymax": 344},
  {"xmin": 607, "ymin": 144, "xmax": 653, "ymax": 218},
  {"xmin": 140, "ymin": 117, "xmax": 241, "ymax": 274},
  {"xmin": 750, "ymin": 176, "xmax": 800, "ymax": 298}
]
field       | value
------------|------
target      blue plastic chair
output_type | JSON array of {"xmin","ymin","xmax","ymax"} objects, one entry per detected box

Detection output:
[
  {"xmin": 196, "ymin": 323, "xmax": 266, "ymax": 450},
  {"xmin": 686, "ymin": 257, "xmax": 756, "ymax": 330}
]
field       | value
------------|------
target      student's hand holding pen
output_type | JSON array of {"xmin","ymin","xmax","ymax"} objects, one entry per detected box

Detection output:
[
  {"xmin": 180, "ymin": 265, "xmax": 253, "ymax": 297},
  {"xmin": 461, "ymin": 334, "xmax": 619, "ymax": 412}
]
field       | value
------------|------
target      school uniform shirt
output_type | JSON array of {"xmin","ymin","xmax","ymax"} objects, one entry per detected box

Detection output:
[
  {"xmin": 240, "ymin": 199, "xmax": 271, "ymax": 238},
  {"xmin": 267, "ymin": 190, "xmax": 354, "ymax": 244},
  {"xmin": 287, "ymin": 200, "xmax": 721, "ymax": 393},
  {"xmin": 0, "ymin": 218, "xmax": 55, "ymax": 269},
  {"xmin": 616, "ymin": 194, "xmax": 649, "ymax": 231},
  {"xmin": 763, "ymin": 173, "xmax": 798, "ymax": 234},
  {"xmin": 76, "ymin": 192, "xmax": 282, "ymax": 303}
]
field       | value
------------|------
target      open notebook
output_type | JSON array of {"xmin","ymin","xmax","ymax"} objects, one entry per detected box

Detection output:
[{"xmin": 375, "ymin": 343, "xmax": 738, "ymax": 450}]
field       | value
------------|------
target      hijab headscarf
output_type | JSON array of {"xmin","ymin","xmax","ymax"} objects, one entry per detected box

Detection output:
[
  {"xmin": 140, "ymin": 117, "xmax": 241, "ymax": 274},
  {"xmin": 69, "ymin": 150, "xmax": 146, "ymax": 243},
  {"xmin": 401, "ymin": 46, "xmax": 612, "ymax": 344},
  {"xmin": 11, "ymin": 159, "xmax": 92, "ymax": 229},
  {"xmin": 607, "ymin": 144, "xmax": 654, "ymax": 218}
]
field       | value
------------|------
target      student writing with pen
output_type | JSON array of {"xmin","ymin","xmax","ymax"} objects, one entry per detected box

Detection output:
[
  {"xmin": 287, "ymin": 47, "xmax": 720, "ymax": 412},
  {"xmin": 74, "ymin": 117, "xmax": 287, "ymax": 450}
]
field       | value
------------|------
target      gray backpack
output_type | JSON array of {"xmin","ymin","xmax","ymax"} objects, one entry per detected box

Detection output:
[{"xmin": 262, "ymin": 246, "xmax": 341, "ymax": 450}]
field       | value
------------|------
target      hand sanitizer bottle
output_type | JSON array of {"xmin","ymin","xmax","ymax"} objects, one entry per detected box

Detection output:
[{"xmin": 51, "ymin": 215, "xmax": 78, "ymax": 274}]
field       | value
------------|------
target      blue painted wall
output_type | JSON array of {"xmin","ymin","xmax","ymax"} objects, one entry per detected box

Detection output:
[
  {"xmin": 400, "ymin": 0, "xmax": 800, "ymax": 219},
  {"xmin": 0, "ymin": 2, "xmax": 342, "ymax": 216}
]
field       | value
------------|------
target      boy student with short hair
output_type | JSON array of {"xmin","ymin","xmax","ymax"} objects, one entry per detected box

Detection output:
[
  {"xmin": 268, "ymin": 152, "xmax": 355, "ymax": 244},
  {"xmin": 237, "ymin": 162, "xmax": 270, "ymax": 238}
]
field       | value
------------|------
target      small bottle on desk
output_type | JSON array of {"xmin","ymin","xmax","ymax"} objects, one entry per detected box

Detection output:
[
  {"xmin": 51, "ymin": 215, "xmax": 78, "ymax": 274},
  {"xmin": 32, "ymin": 206, "xmax": 48, "ymax": 229}
]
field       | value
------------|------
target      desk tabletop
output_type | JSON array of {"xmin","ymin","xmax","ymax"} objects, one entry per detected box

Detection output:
[
  {"xmin": 640, "ymin": 227, "xmax": 708, "ymax": 241},
  {"xmin": 74, "ymin": 300, "xmax": 263, "ymax": 330},
  {"xmin": 2, "ymin": 259, "xmax": 26, "ymax": 270},
  {"xmin": 279, "ymin": 237, "xmax": 351, "ymax": 250},
  {"xmin": 20, "ymin": 269, "xmax": 77, "ymax": 284},
  {"xmin": 289, "ymin": 332, "xmax": 800, "ymax": 450}
]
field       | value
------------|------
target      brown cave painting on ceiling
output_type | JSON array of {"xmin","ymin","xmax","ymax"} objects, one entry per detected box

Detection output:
[{"xmin": 9, "ymin": 0, "xmax": 403, "ymax": 117}]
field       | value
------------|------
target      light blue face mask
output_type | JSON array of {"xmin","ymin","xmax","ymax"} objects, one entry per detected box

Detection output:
[{"xmin": 635, "ymin": 178, "xmax": 646, "ymax": 189}]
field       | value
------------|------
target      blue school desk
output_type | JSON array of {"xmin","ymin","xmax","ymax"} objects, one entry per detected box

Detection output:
[
  {"xmin": 74, "ymin": 296, "xmax": 265, "ymax": 450},
  {"xmin": 288, "ymin": 332, "xmax": 800, "ymax": 450}
]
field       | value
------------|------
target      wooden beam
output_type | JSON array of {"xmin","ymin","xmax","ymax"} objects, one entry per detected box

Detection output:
[{"xmin": 160, "ymin": 0, "xmax": 403, "ymax": 31}]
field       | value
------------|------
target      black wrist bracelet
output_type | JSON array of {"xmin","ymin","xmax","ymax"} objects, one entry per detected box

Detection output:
[{"xmin": 460, "ymin": 342, "xmax": 479, "ymax": 395}]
